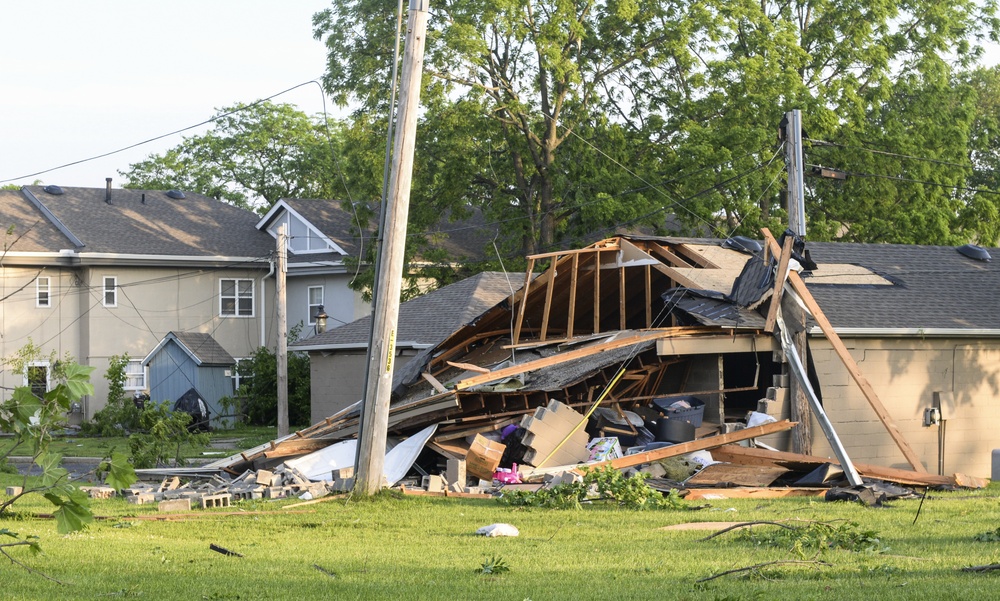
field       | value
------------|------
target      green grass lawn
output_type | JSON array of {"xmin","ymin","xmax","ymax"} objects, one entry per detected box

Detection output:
[
  {"xmin": 0, "ymin": 426, "xmax": 279, "ymax": 461},
  {"xmin": 2, "ymin": 473, "xmax": 1000, "ymax": 600}
]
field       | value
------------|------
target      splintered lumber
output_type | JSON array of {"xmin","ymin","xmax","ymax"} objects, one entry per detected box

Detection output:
[
  {"xmin": 586, "ymin": 420, "xmax": 798, "ymax": 471},
  {"xmin": 764, "ymin": 235, "xmax": 794, "ymax": 333},
  {"xmin": 455, "ymin": 328, "xmax": 718, "ymax": 390},
  {"xmin": 682, "ymin": 488, "xmax": 829, "ymax": 500},
  {"xmin": 761, "ymin": 228, "xmax": 926, "ymax": 474},
  {"xmin": 709, "ymin": 445, "xmax": 963, "ymax": 488}
]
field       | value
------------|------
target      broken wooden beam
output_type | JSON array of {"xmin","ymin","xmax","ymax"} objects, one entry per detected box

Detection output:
[
  {"xmin": 584, "ymin": 420, "xmax": 798, "ymax": 471},
  {"xmin": 710, "ymin": 445, "xmax": 959, "ymax": 487}
]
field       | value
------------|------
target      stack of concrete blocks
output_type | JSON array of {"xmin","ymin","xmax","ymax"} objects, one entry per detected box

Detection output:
[
  {"xmin": 755, "ymin": 350, "xmax": 793, "ymax": 449},
  {"xmin": 80, "ymin": 486, "xmax": 116, "ymax": 499},
  {"xmin": 519, "ymin": 399, "xmax": 591, "ymax": 467}
]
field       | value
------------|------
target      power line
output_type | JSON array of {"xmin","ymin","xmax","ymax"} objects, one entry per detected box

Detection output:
[
  {"xmin": 0, "ymin": 79, "xmax": 325, "ymax": 184},
  {"xmin": 808, "ymin": 164, "xmax": 1000, "ymax": 196},
  {"xmin": 805, "ymin": 138, "xmax": 972, "ymax": 170}
]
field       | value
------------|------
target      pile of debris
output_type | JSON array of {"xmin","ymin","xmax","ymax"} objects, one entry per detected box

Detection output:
[{"xmin": 132, "ymin": 229, "xmax": 987, "ymax": 502}]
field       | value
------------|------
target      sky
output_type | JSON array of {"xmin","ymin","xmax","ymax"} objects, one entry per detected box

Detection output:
[{"xmin": 0, "ymin": 1, "xmax": 335, "ymax": 189}]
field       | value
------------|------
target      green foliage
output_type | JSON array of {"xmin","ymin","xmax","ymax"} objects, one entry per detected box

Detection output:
[
  {"xmin": 0, "ymin": 342, "xmax": 120, "ymax": 560},
  {"xmin": 498, "ymin": 465, "xmax": 685, "ymax": 510},
  {"xmin": 477, "ymin": 555, "xmax": 510, "ymax": 575},
  {"xmin": 119, "ymin": 101, "xmax": 343, "ymax": 213},
  {"xmin": 81, "ymin": 354, "xmax": 142, "ymax": 437},
  {"xmin": 235, "ymin": 326, "xmax": 311, "ymax": 427},
  {"xmin": 128, "ymin": 402, "xmax": 210, "ymax": 469},
  {"xmin": 314, "ymin": 0, "xmax": 1000, "ymax": 254},
  {"xmin": 735, "ymin": 521, "xmax": 888, "ymax": 558},
  {"xmin": 97, "ymin": 452, "xmax": 139, "ymax": 492}
]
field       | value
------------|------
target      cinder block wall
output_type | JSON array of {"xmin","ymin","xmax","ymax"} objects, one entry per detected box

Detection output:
[{"xmin": 807, "ymin": 337, "xmax": 1000, "ymax": 478}]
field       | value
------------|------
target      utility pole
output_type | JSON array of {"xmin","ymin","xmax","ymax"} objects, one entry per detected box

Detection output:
[
  {"xmin": 354, "ymin": 0, "xmax": 429, "ymax": 495},
  {"xmin": 781, "ymin": 110, "xmax": 811, "ymax": 454},
  {"xmin": 785, "ymin": 109, "xmax": 806, "ymax": 236},
  {"xmin": 276, "ymin": 223, "xmax": 289, "ymax": 438}
]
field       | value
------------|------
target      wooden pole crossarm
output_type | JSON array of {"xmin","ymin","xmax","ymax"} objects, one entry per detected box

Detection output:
[{"xmin": 760, "ymin": 228, "xmax": 926, "ymax": 473}]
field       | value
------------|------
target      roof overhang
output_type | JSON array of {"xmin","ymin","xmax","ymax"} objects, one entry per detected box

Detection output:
[
  {"xmin": 813, "ymin": 327, "xmax": 1000, "ymax": 338},
  {"xmin": 0, "ymin": 251, "xmax": 272, "ymax": 269}
]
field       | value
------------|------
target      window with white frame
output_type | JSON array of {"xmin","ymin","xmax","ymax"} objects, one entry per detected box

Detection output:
[
  {"xmin": 103, "ymin": 276, "xmax": 118, "ymax": 307},
  {"xmin": 124, "ymin": 359, "xmax": 146, "ymax": 390},
  {"xmin": 220, "ymin": 279, "xmax": 254, "ymax": 317},
  {"xmin": 36, "ymin": 276, "xmax": 50, "ymax": 307},
  {"xmin": 24, "ymin": 362, "xmax": 50, "ymax": 398},
  {"xmin": 307, "ymin": 286, "xmax": 324, "ymax": 325},
  {"xmin": 230, "ymin": 360, "xmax": 246, "ymax": 394}
]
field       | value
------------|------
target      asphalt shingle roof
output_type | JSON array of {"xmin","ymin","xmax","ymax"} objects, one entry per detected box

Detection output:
[
  {"xmin": 20, "ymin": 185, "xmax": 274, "ymax": 257},
  {"xmin": 802, "ymin": 241, "xmax": 1000, "ymax": 331},
  {"xmin": 296, "ymin": 271, "xmax": 520, "ymax": 348},
  {"xmin": 165, "ymin": 331, "xmax": 235, "ymax": 366}
]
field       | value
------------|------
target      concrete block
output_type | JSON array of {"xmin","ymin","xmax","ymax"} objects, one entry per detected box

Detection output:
[
  {"xmin": 158, "ymin": 498, "xmax": 192, "ymax": 512},
  {"xmin": 422, "ymin": 474, "xmax": 445, "ymax": 492},
  {"xmin": 5, "ymin": 486, "xmax": 23, "ymax": 496},
  {"xmin": 80, "ymin": 486, "xmax": 116, "ymax": 499},
  {"xmin": 200, "ymin": 493, "xmax": 232, "ymax": 508},
  {"xmin": 128, "ymin": 493, "xmax": 156, "ymax": 505},
  {"xmin": 256, "ymin": 469, "xmax": 276, "ymax": 487},
  {"xmin": 445, "ymin": 459, "xmax": 466, "ymax": 487},
  {"xmin": 264, "ymin": 486, "xmax": 288, "ymax": 499},
  {"xmin": 772, "ymin": 373, "xmax": 790, "ymax": 388},
  {"xmin": 158, "ymin": 476, "xmax": 180, "ymax": 492}
]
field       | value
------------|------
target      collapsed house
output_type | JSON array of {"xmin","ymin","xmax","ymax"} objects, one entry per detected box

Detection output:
[{"xmin": 194, "ymin": 231, "xmax": 997, "ymax": 498}]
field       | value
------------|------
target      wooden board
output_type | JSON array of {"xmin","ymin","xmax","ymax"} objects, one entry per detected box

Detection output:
[
  {"xmin": 682, "ymin": 487, "xmax": 829, "ymax": 500},
  {"xmin": 586, "ymin": 420, "xmax": 798, "ymax": 471},
  {"xmin": 710, "ymin": 445, "xmax": 957, "ymax": 487},
  {"xmin": 685, "ymin": 463, "xmax": 789, "ymax": 487}
]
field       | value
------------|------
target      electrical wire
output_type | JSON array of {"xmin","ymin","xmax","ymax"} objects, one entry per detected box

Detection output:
[
  {"xmin": 805, "ymin": 138, "xmax": 972, "ymax": 169},
  {"xmin": 0, "ymin": 80, "xmax": 326, "ymax": 185},
  {"xmin": 808, "ymin": 164, "xmax": 1000, "ymax": 196}
]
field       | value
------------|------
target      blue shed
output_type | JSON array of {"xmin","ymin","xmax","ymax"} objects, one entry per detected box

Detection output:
[{"xmin": 142, "ymin": 331, "xmax": 236, "ymax": 429}]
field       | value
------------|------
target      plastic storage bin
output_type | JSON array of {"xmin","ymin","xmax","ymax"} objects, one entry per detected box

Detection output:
[{"xmin": 652, "ymin": 395, "xmax": 706, "ymax": 427}]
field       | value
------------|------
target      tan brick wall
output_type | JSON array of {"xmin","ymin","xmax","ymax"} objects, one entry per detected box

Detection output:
[{"xmin": 807, "ymin": 337, "xmax": 1000, "ymax": 478}]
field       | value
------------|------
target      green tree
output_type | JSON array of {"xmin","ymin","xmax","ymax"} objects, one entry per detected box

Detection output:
[
  {"xmin": 314, "ymin": 0, "xmax": 674, "ymax": 256},
  {"xmin": 120, "ymin": 101, "xmax": 342, "ymax": 213},
  {"xmin": 236, "ymin": 327, "xmax": 311, "ymax": 427},
  {"xmin": 315, "ymin": 0, "xmax": 1000, "ymax": 249},
  {"xmin": 0, "ymin": 343, "xmax": 136, "ymax": 535}
]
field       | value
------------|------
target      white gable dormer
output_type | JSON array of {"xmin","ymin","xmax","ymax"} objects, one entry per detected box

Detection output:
[{"xmin": 257, "ymin": 201, "xmax": 347, "ymax": 256}]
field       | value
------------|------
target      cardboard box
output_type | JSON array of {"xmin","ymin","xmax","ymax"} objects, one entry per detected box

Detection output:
[{"xmin": 466, "ymin": 434, "xmax": 506, "ymax": 480}]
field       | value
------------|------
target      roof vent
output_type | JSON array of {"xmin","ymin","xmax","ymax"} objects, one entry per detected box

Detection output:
[
  {"xmin": 957, "ymin": 244, "xmax": 991, "ymax": 262},
  {"xmin": 166, "ymin": 190, "xmax": 185, "ymax": 199},
  {"xmin": 42, "ymin": 185, "xmax": 64, "ymax": 196},
  {"xmin": 722, "ymin": 236, "xmax": 763, "ymax": 254}
]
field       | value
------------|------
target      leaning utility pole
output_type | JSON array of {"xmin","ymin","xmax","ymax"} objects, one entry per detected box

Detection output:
[
  {"xmin": 354, "ymin": 0, "xmax": 429, "ymax": 495},
  {"xmin": 276, "ymin": 223, "xmax": 289, "ymax": 438},
  {"xmin": 785, "ymin": 109, "xmax": 806, "ymax": 236}
]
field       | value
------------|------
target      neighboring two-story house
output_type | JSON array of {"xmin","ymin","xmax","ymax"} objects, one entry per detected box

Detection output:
[{"xmin": 0, "ymin": 183, "xmax": 280, "ymax": 421}]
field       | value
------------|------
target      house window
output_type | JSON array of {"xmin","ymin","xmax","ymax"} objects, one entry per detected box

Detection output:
[
  {"xmin": 307, "ymin": 286, "xmax": 324, "ymax": 325},
  {"xmin": 124, "ymin": 359, "xmax": 145, "ymax": 390},
  {"xmin": 220, "ymin": 279, "xmax": 254, "ymax": 317},
  {"xmin": 230, "ymin": 360, "xmax": 246, "ymax": 394},
  {"xmin": 103, "ymin": 276, "xmax": 117, "ymax": 307},
  {"xmin": 24, "ymin": 362, "xmax": 50, "ymax": 399},
  {"xmin": 36, "ymin": 277, "xmax": 50, "ymax": 307}
]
